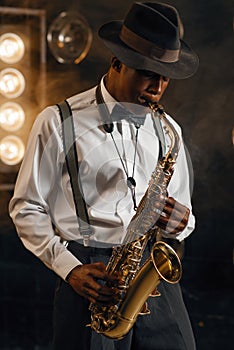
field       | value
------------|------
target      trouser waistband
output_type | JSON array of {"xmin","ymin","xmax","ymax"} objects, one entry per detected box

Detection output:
[
  {"xmin": 67, "ymin": 240, "xmax": 114, "ymax": 257},
  {"xmin": 67, "ymin": 238, "xmax": 156, "ymax": 260}
]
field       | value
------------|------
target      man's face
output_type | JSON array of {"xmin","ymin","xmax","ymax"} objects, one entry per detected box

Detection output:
[{"xmin": 115, "ymin": 63, "xmax": 170, "ymax": 108}]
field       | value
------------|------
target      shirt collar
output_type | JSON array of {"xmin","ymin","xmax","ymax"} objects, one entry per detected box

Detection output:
[{"xmin": 100, "ymin": 75, "xmax": 117, "ymax": 114}]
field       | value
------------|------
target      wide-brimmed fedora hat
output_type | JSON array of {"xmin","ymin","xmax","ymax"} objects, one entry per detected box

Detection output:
[{"xmin": 98, "ymin": 1, "xmax": 199, "ymax": 79}]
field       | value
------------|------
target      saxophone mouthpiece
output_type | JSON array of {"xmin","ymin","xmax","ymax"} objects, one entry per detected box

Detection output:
[
  {"xmin": 148, "ymin": 102, "xmax": 157, "ymax": 111},
  {"xmin": 148, "ymin": 102, "xmax": 164, "ymax": 115}
]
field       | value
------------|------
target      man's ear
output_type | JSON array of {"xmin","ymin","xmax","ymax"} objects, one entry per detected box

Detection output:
[{"xmin": 111, "ymin": 57, "xmax": 122, "ymax": 72}]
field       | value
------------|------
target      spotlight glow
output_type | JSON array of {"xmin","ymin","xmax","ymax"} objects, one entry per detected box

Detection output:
[
  {"xmin": 0, "ymin": 102, "xmax": 25, "ymax": 131},
  {"xmin": 0, "ymin": 135, "xmax": 25, "ymax": 165},
  {"xmin": 0, "ymin": 33, "xmax": 25, "ymax": 64},
  {"xmin": 0, "ymin": 68, "xmax": 25, "ymax": 98}
]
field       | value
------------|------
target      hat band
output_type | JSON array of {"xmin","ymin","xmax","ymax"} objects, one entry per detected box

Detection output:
[{"xmin": 120, "ymin": 25, "xmax": 180, "ymax": 63}]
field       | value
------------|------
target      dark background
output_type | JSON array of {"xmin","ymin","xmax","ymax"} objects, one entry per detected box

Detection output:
[{"xmin": 0, "ymin": 0, "xmax": 233, "ymax": 349}]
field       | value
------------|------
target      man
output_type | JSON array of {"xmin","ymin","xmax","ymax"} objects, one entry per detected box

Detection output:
[{"xmin": 9, "ymin": 2, "xmax": 199, "ymax": 349}]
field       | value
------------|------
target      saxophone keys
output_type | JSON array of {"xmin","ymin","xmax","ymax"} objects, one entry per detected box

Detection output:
[{"xmin": 139, "ymin": 301, "xmax": 151, "ymax": 315}]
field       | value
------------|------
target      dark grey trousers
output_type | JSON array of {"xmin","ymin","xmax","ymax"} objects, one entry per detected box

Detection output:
[{"xmin": 53, "ymin": 242, "xmax": 196, "ymax": 350}]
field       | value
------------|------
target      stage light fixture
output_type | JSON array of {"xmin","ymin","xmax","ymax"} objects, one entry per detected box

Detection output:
[
  {"xmin": 0, "ymin": 32, "xmax": 25, "ymax": 64},
  {"xmin": 0, "ymin": 135, "xmax": 25, "ymax": 165},
  {"xmin": 0, "ymin": 67, "xmax": 25, "ymax": 98},
  {"xmin": 0, "ymin": 7, "xmax": 46, "ymax": 173},
  {"xmin": 47, "ymin": 11, "xmax": 92, "ymax": 64},
  {"xmin": 0, "ymin": 102, "xmax": 25, "ymax": 131}
]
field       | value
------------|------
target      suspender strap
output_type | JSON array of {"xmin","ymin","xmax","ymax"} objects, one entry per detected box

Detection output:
[{"xmin": 57, "ymin": 100, "xmax": 92, "ymax": 246}]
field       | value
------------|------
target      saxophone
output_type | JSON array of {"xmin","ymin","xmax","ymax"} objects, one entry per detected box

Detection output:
[{"xmin": 89, "ymin": 103, "xmax": 182, "ymax": 339}]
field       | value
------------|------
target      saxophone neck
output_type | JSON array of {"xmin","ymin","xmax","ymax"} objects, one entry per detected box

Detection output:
[{"xmin": 149, "ymin": 102, "xmax": 180, "ymax": 163}]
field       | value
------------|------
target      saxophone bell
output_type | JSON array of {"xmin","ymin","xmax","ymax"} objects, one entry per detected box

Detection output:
[{"xmin": 101, "ymin": 241, "xmax": 182, "ymax": 340}]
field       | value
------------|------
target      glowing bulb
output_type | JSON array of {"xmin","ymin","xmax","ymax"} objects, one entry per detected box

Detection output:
[
  {"xmin": 0, "ymin": 68, "xmax": 25, "ymax": 98},
  {"xmin": 0, "ymin": 102, "xmax": 25, "ymax": 131},
  {"xmin": 0, "ymin": 33, "xmax": 25, "ymax": 63},
  {"xmin": 0, "ymin": 135, "xmax": 25, "ymax": 165}
]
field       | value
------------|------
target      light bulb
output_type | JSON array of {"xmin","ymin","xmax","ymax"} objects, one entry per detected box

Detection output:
[
  {"xmin": 0, "ymin": 33, "xmax": 25, "ymax": 64},
  {"xmin": 0, "ymin": 68, "xmax": 25, "ymax": 98},
  {"xmin": 0, "ymin": 102, "xmax": 25, "ymax": 131},
  {"xmin": 0, "ymin": 135, "xmax": 25, "ymax": 165}
]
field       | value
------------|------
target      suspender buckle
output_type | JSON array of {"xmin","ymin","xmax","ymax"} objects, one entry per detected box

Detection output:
[{"xmin": 80, "ymin": 227, "xmax": 93, "ymax": 247}]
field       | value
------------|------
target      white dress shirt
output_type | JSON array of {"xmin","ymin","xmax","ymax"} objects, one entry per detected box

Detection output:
[{"xmin": 9, "ymin": 78, "xmax": 195, "ymax": 280}]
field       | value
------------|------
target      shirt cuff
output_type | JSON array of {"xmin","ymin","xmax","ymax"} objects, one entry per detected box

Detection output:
[
  {"xmin": 52, "ymin": 250, "xmax": 82, "ymax": 281},
  {"xmin": 161, "ymin": 212, "xmax": 195, "ymax": 242}
]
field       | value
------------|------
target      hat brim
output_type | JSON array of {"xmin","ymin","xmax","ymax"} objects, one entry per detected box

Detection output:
[{"xmin": 99, "ymin": 21, "xmax": 199, "ymax": 79}]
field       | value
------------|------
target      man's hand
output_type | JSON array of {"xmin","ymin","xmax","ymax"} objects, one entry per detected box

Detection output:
[
  {"xmin": 154, "ymin": 196, "xmax": 190, "ymax": 235},
  {"xmin": 67, "ymin": 262, "xmax": 119, "ymax": 304}
]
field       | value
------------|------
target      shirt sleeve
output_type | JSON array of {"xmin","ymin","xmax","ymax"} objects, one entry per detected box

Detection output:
[
  {"xmin": 9, "ymin": 106, "xmax": 81, "ymax": 280},
  {"xmin": 162, "ymin": 116, "xmax": 196, "ymax": 242}
]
